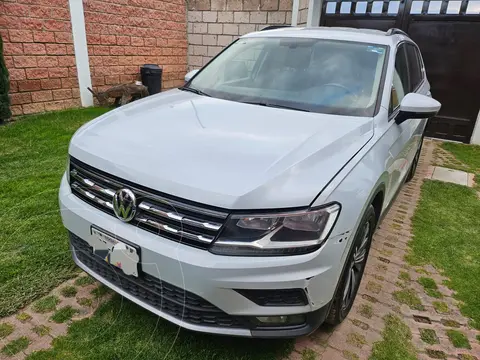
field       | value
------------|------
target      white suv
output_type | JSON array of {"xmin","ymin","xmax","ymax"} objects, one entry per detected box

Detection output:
[{"xmin": 59, "ymin": 27, "xmax": 440, "ymax": 338}]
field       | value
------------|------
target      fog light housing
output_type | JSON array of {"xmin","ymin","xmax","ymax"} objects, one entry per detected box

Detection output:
[{"xmin": 255, "ymin": 314, "xmax": 305, "ymax": 326}]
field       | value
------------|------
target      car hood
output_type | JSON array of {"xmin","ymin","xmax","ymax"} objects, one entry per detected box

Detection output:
[{"xmin": 70, "ymin": 90, "xmax": 373, "ymax": 210}]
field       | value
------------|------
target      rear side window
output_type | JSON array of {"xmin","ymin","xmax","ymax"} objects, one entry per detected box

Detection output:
[{"xmin": 406, "ymin": 44, "xmax": 423, "ymax": 91}]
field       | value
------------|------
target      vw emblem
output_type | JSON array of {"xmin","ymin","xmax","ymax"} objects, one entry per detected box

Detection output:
[{"xmin": 113, "ymin": 188, "xmax": 136, "ymax": 222}]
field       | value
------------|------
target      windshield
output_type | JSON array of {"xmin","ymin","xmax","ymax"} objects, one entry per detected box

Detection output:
[{"xmin": 187, "ymin": 37, "xmax": 387, "ymax": 116}]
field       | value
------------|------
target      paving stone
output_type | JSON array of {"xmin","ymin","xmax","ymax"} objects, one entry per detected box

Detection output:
[{"xmin": 431, "ymin": 166, "xmax": 469, "ymax": 186}]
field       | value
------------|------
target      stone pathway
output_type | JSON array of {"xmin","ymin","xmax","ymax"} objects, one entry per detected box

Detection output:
[
  {"xmin": 288, "ymin": 139, "xmax": 480, "ymax": 360},
  {"xmin": 0, "ymin": 274, "xmax": 110, "ymax": 359},
  {"xmin": 425, "ymin": 166, "xmax": 475, "ymax": 187}
]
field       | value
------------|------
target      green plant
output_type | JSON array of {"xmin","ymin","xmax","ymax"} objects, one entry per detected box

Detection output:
[
  {"xmin": 0, "ymin": 323, "xmax": 14, "ymax": 338},
  {"xmin": 1, "ymin": 336, "xmax": 29, "ymax": 355},
  {"xmin": 419, "ymin": 328, "xmax": 439, "ymax": 345},
  {"xmin": 301, "ymin": 348, "xmax": 316, "ymax": 360},
  {"xmin": 60, "ymin": 286, "xmax": 77, "ymax": 298},
  {"xmin": 446, "ymin": 330, "xmax": 471, "ymax": 349},
  {"xmin": 0, "ymin": 34, "xmax": 11, "ymax": 121},
  {"xmin": 50, "ymin": 306, "xmax": 79, "ymax": 323},
  {"xmin": 32, "ymin": 295, "xmax": 59, "ymax": 313}
]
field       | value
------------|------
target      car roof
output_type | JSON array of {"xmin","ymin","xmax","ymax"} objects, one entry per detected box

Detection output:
[{"xmin": 243, "ymin": 26, "xmax": 409, "ymax": 46}]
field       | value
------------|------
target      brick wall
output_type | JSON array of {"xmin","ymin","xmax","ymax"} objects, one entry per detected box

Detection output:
[
  {"xmin": 84, "ymin": 0, "xmax": 187, "ymax": 93},
  {"xmin": 187, "ymin": 0, "xmax": 292, "ymax": 70},
  {"xmin": 0, "ymin": 0, "xmax": 187, "ymax": 116},
  {"xmin": 298, "ymin": 0, "xmax": 308, "ymax": 26},
  {"xmin": 0, "ymin": 0, "xmax": 79, "ymax": 116}
]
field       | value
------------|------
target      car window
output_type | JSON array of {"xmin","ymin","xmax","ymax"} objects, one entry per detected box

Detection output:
[
  {"xmin": 406, "ymin": 44, "xmax": 423, "ymax": 91},
  {"xmin": 390, "ymin": 44, "xmax": 409, "ymax": 113},
  {"xmin": 188, "ymin": 37, "xmax": 388, "ymax": 117}
]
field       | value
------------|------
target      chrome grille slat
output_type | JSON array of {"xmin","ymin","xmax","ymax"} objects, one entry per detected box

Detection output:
[
  {"xmin": 136, "ymin": 217, "xmax": 215, "ymax": 244},
  {"xmin": 139, "ymin": 201, "xmax": 222, "ymax": 231},
  {"xmin": 69, "ymin": 158, "xmax": 228, "ymax": 249},
  {"xmin": 72, "ymin": 182, "xmax": 114, "ymax": 209}
]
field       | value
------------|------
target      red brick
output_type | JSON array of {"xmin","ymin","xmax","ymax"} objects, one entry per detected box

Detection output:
[
  {"xmin": 9, "ymin": 30, "xmax": 33, "ymax": 43},
  {"xmin": 13, "ymin": 56, "xmax": 37, "ymax": 68},
  {"xmin": 44, "ymin": 20, "xmax": 70, "ymax": 32},
  {"xmin": 46, "ymin": 44, "xmax": 66, "ymax": 55},
  {"xmin": 62, "ymin": 98, "xmax": 80, "ymax": 108},
  {"xmin": 55, "ymin": 32, "xmax": 73, "ymax": 43},
  {"xmin": 61, "ymin": 77, "xmax": 78, "ymax": 88},
  {"xmin": 31, "ymin": 90, "xmax": 53, "ymax": 102},
  {"xmin": 94, "ymin": 45, "xmax": 110, "ymax": 55},
  {"xmin": 10, "ymin": 80, "xmax": 19, "ymax": 93},
  {"xmin": 11, "ymin": 105, "xmax": 23, "ymax": 116},
  {"xmin": 41, "ymin": 78, "xmax": 62, "ymax": 89},
  {"xmin": 131, "ymin": 37, "xmax": 144, "ymax": 46},
  {"xmin": 9, "ymin": 69, "xmax": 27, "ymax": 81},
  {"xmin": 48, "ymin": 67, "xmax": 69, "ymax": 78},
  {"xmin": 33, "ymin": 31, "xmax": 55, "ymax": 43},
  {"xmin": 53, "ymin": 89, "xmax": 72, "ymax": 100},
  {"xmin": 17, "ymin": 80, "xmax": 42, "ymax": 92},
  {"xmin": 3, "ymin": 42, "xmax": 23, "ymax": 55},
  {"xmin": 44, "ymin": 100, "xmax": 65, "ymax": 112},
  {"xmin": 30, "ymin": 6, "xmax": 51, "ymax": 18},
  {"xmin": 26, "ymin": 68, "xmax": 49, "ymax": 79},
  {"xmin": 66, "ymin": 45, "xmax": 74, "ymax": 55},
  {"xmin": 11, "ymin": 92, "xmax": 32, "ymax": 105},
  {"xmin": 87, "ymin": 34, "xmax": 102, "ymax": 45},
  {"xmin": 117, "ymin": 35, "xmax": 130, "ymax": 45},
  {"xmin": 144, "ymin": 37, "xmax": 156, "ymax": 47},
  {"xmin": 105, "ymin": 75, "xmax": 119, "ymax": 85},
  {"xmin": 68, "ymin": 67, "xmax": 77, "ymax": 77},
  {"xmin": 101, "ymin": 35, "xmax": 116, "ymax": 45},
  {"xmin": 103, "ymin": 56, "xmax": 119, "ymax": 66},
  {"xmin": 110, "ymin": 46, "xmax": 124, "ymax": 56},
  {"xmin": 51, "ymin": 8, "xmax": 70, "ymax": 20},
  {"xmin": 24, "ymin": 43, "xmax": 46, "ymax": 55},
  {"xmin": 91, "ymin": 76, "xmax": 105, "ymax": 87},
  {"xmin": 119, "ymin": 74, "xmax": 136, "ymax": 83},
  {"xmin": 23, "ymin": 102, "xmax": 45, "ymax": 114},
  {"xmin": 118, "ymin": 56, "xmax": 132, "ymax": 66},
  {"xmin": 36, "ymin": 56, "xmax": 59, "ymax": 68},
  {"xmin": 57, "ymin": 56, "xmax": 75, "ymax": 67},
  {"xmin": 3, "ymin": 3, "xmax": 29, "ymax": 16},
  {"xmin": 72, "ymin": 88, "xmax": 80, "ymax": 98}
]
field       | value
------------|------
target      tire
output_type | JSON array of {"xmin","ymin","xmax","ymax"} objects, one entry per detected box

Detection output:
[
  {"xmin": 405, "ymin": 136, "xmax": 424, "ymax": 183},
  {"xmin": 325, "ymin": 205, "xmax": 376, "ymax": 326}
]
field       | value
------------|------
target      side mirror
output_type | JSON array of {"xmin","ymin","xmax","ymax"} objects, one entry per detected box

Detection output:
[
  {"xmin": 184, "ymin": 69, "xmax": 200, "ymax": 83},
  {"xmin": 395, "ymin": 93, "xmax": 441, "ymax": 125}
]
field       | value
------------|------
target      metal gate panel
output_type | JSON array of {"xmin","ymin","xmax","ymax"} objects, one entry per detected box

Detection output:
[{"xmin": 321, "ymin": 0, "xmax": 480, "ymax": 143}]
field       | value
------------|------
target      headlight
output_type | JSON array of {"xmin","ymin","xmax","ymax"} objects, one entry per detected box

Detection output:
[{"xmin": 209, "ymin": 203, "xmax": 340, "ymax": 256}]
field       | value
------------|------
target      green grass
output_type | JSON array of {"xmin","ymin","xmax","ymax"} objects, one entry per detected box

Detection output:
[
  {"xmin": 408, "ymin": 180, "xmax": 480, "ymax": 328},
  {"xmin": 392, "ymin": 288, "xmax": 424, "ymax": 311},
  {"xmin": 0, "ymin": 108, "xmax": 110, "ymax": 317},
  {"xmin": 419, "ymin": 328, "xmax": 439, "ymax": 345},
  {"xmin": 433, "ymin": 301, "xmax": 449, "ymax": 314},
  {"xmin": 446, "ymin": 330, "xmax": 471, "ymax": 349},
  {"xmin": 26, "ymin": 296, "xmax": 293, "ymax": 360},
  {"xmin": 418, "ymin": 277, "xmax": 443, "ymax": 298},
  {"xmin": 359, "ymin": 304, "xmax": 373, "ymax": 318},
  {"xmin": 16, "ymin": 312, "xmax": 32, "ymax": 322},
  {"xmin": 74, "ymin": 275, "xmax": 95, "ymax": 287},
  {"xmin": 32, "ymin": 295, "xmax": 59, "ymax": 314},
  {"xmin": 441, "ymin": 143, "xmax": 480, "ymax": 172},
  {"xmin": 50, "ymin": 306, "xmax": 79, "ymax": 323},
  {"xmin": 301, "ymin": 348, "xmax": 317, "ymax": 360},
  {"xmin": 60, "ymin": 286, "xmax": 77, "ymax": 298},
  {"xmin": 90, "ymin": 284, "xmax": 110, "ymax": 298},
  {"xmin": 369, "ymin": 314, "xmax": 417, "ymax": 360},
  {"xmin": 32, "ymin": 325, "xmax": 50, "ymax": 337},
  {"xmin": 77, "ymin": 297, "xmax": 92, "ymax": 307},
  {"xmin": 0, "ymin": 323, "xmax": 14, "ymax": 338},
  {"xmin": 398, "ymin": 271, "xmax": 410, "ymax": 282},
  {"xmin": 1, "ymin": 336, "xmax": 30, "ymax": 355}
]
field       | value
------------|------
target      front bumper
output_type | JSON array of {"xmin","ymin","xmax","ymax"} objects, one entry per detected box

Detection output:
[{"xmin": 59, "ymin": 174, "xmax": 341, "ymax": 337}]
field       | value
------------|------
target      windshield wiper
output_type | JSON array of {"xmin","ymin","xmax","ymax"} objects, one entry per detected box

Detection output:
[
  {"xmin": 179, "ymin": 86, "xmax": 211, "ymax": 97},
  {"xmin": 242, "ymin": 101, "xmax": 310, "ymax": 112}
]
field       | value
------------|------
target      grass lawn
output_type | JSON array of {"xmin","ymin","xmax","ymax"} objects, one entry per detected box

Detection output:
[
  {"xmin": 26, "ymin": 296, "xmax": 292, "ymax": 360},
  {"xmin": 408, "ymin": 180, "xmax": 480, "ymax": 329},
  {"xmin": 441, "ymin": 142, "xmax": 480, "ymax": 173},
  {"xmin": 0, "ymin": 108, "xmax": 109, "ymax": 317}
]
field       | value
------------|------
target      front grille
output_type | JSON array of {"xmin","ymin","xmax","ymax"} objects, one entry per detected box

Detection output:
[
  {"xmin": 235, "ymin": 289, "xmax": 308, "ymax": 307},
  {"xmin": 69, "ymin": 157, "xmax": 229, "ymax": 249},
  {"xmin": 71, "ymin": 233, "xmax": 249, "ymax": 329}
]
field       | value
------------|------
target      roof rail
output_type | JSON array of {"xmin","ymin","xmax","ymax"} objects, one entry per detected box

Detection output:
[
  {"xmin": 386, "ymin": 28, "xmax": 409, "ymax": 37},
  {"xmin": 261, "ymin": 25, "xmax": 291, "ymax": 31}
]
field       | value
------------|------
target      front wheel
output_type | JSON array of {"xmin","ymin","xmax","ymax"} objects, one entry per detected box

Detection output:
[{"xmin": 325, "ymin": 205, "xmax": 376, "ymax": 325}]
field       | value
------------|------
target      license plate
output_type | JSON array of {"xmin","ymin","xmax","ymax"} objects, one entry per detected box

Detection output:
[{"xmin": 88, "ymin": 227, "xmax": 139, "ymax": 277}]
